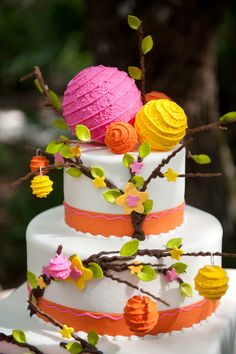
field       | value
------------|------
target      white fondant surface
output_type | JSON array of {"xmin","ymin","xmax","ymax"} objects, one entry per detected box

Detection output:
[
  {"xmin": 64, "ymin": 146, "xmax": 185, "ymax": 213},
  {"xmin": 26, "ymin": 205, "xmax": 222, "ymax": 313},
  {"xmin": 1, "ymin": 270, "xmax": 236, "ymax": 354}
]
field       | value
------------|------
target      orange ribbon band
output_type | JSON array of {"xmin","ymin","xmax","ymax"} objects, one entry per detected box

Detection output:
[
  {"xmin": 34, "ymin": 294, "xmax": 219, "ymax": 336},
  {"xmin": 64, "ymin": 201, "xmax": 184, "ymax": 237}
]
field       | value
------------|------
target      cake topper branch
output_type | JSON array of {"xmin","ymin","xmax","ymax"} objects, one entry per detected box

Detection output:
[{"xmin": 0, "ymin": 331, "xmax": 44, "ymax": 354}]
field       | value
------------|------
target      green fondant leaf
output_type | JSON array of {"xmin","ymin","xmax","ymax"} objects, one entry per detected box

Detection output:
[
  {"xmin": 59, "ymin": 144, "xmax": 73, "ymax": 158},
  {"xmin": 122, "ymin": 153, "xmax": 135, "ymax": 168},
  {"xmin": 91, "ymin": 166, "xmax": 105, "ymax": 178},
  {"xmin": 171, "ymin": 262, "xmax": 188, "ymax": 274},
  {"xmin": 143, "ymin": 199, "xmax": 153, "ymax": 214},
  {"xmin": 120, "ymin": 239, "xmax": 139, "ymax": 257},
  {"xmin": 75, "ymin": 124, "xmax": 91, "ymax": 142},
  {"xmin": 128, "ymin": 66, "xmax": 141, "ymax": 80},
  {"xmin": 33, "ymin": 78, "xmax": 43, "ymax": 93},
  {"xmin": 65, "ymin": 342, "xmax": 83, "ymax": 354},
  {"xmin": 45, "ymin": 140, "xmax": 63, "ymax": 154},
  {"xmin": 67, "ymin": 167, "xmax": 82, "ymax": 178},
  {"xmin": 219, "ymin": 111, "xmax": 236, "ymax": 123},
  {"xmin": 180, "ymin": 282, "xmax": 193, "ymax": 297},
  {"xmin": 48, "ymin": 89, "xmax": 62, "ymax": 111},
  {"xmin": 12, "ymin": 330, "xmax": 26, "ymax": 344},
  {"xmin": 103, "ymin": 189, "xmax": 122, "ymax": 204},
  {"xmin": 87, "ymin": 330, "xmax": 99, "ymax": 346},
  {"xmin": 191, "ymin": 154, "xmax": 211, "ymax": 165},
  {"xmin": 27, "ymin": 271, "xmax": 38, "ymax": 289},
  {"xmin": 131, "ymin": 175, "xmax": 144, "ymax": 188},
  {"xmin": 88, "ymin": 262, "xmax": 104, "ymax": 279},
  {"xmin": 127, "ymin": 15, "xmax": 141, "ymax": 30},
  {"xmin": 137, "ymin": 265, "xmax": 157, "ymax": 282},
  {"xmin": 138, "ymin": 142, "xmax": 151, "ymax": 159},
  {"xmin": 53, "ymin": 118, "xmax": 68, "ymax": 131},
  {"xmin": 141, "ymin": 35, "xmax": 153, "ymax": 55},
  {"xmin": 166, "ymin": 238, "xmax": 182, "ymax": 249}
]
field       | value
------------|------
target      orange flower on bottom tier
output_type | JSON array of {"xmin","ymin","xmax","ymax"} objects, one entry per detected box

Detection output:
[
  {"xmin": 116, "ymin": 183, "xmax": 148, "ymax": 214},
  {"xmin": 124, "ymin": 295, "xmax": 159, "ymax": 333}
]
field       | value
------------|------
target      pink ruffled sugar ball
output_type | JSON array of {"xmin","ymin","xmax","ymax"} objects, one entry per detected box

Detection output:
[{"xmin": 62, "ymin": 65, "xmax": 143, "ymax": 143}]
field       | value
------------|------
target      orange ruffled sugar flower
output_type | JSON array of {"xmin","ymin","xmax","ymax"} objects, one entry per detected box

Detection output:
[
  {"xmin": 116, "ymin": 182, "xmax": 148, "ymax": 214},
  {"xmin": 30, "ymin": 155, "xmax": 49, "ymax": 174},
  {"xmin": 124, "ymin": 295, "xmax": 159, "ymax": 333},
  {"xmin": 145, "ymin": 91, "xmax": 170, "ymax": 102},
  {"xmin": 105, "ymin": 122, "xmax": 137, "ymax": 154}
]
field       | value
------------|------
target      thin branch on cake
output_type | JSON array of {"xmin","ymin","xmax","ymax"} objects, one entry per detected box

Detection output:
[
  {"xmin": 28, "ymin": 301, "xmax": 103, "ymax": 354},
  {"xmin": 10, "ymin": 157, "xmax": 123, "ymax": 193},
  {"xmin": 103, "ymin": 271, "xmax": 170, "ymax": 307},
  {"xmin": 140, "ymin": 138, "xmax": 193, "ymax": 192},
  {"xmin": 187, "ymin": 119, "xmax": 236, "ymax": 136},
  {"xmin": 0, "ymin": 332, "xmax": 43, "ymax": 354},
  {"xmin": 20, "ymin": 66, "xmax": 63, "ymax": 115},
  {"xmin": 138, "ymin": 21, "xmax": 146, "ymax": 104}
]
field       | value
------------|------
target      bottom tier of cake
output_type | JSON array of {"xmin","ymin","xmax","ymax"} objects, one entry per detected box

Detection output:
[
  {"xmin": 0, "ymin": 274, "xmax": 236, "ymax": 354},
  {"xmin": 25, "ymin": 205, "xmax": 223, "ymax": 336}
]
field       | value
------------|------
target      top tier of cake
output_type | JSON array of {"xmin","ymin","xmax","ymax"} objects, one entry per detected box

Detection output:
[{"xmin": 64, "ymin": 145, "xmax": 185, "ymax": 237}]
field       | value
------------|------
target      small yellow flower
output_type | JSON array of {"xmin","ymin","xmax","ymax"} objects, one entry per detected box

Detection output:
[
  {"xmin": 169, "ymin": 246, "xmax": 184, "ymax": 260},
  {"xmin": 60, "ymin": 324, "xmax": 74, "ymax": 339},
  {"xmin": 164, "ymin": 168, "xmax": 179, "ymax": 182},
  {"xmin": 116, "ymin": 183, "xmax": 148, "ymax": 214},
  {"xmin": 70, "ymin": 144, "xmax": 81, "ymax": 157},
  {"xmin": 128, "ymin": 260, "xmax": 143, "ymax": 275},
  {"xmin": 68, "ymin": 255, "xmax": 93, "ymax": 290},
  {"xmin": 37, "ymin": 276, "xmax": 46, "ymax": 290},
  {"xmin": 92, "ymin": 175, "xmax": 107, "ymax": 188}
]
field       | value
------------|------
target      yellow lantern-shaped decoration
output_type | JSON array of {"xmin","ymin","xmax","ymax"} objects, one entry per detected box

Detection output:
[
  {"xmin": 194, "ymin": 265, "xmax": 228, "ymax": 300},
  {"xmin": 124, "ymin": 295, "xmax": 159, "ymax": 333},
  {"xmin": 135, "ymin": 99, "xmax": 187, "ymax": 151},
  {"xmin": 30, "ymin": 175, "xmax": 53, "ymax": 198},
  {"xmin": 30, "ymin": 155, "xmax": 49, "ymax": 174}
]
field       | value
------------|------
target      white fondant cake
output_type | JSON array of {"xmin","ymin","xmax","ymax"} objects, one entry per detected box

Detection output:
[
  {"xmin": 64, "ymin": 146, "xmax": 185, "ymax": 214},
  {"xmin": 26, "ymin": 205, "xmax": 222, "ymax": 314}
]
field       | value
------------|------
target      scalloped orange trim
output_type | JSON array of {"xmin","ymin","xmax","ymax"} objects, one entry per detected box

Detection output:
[
  {"xmin": 31, "ymin": 292, "xmax": 219, "ymax": 336},
  {"xmin": 64, "ymin": 202, "xmax": 184, "ymax": 237}
]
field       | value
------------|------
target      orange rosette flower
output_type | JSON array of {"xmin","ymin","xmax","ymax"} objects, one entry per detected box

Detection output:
[
  {"xmin": 124, "ymin": 296, "xmax": 159, "ymax": 333},
  {"xmin": 105, "ymin": 122, "xmax": 138, "ymax": 154},
  {"xmin": 30, "ymin": 155, "xmax": 49, "ymax": 174},
  {"xmin": 145, "ymin": 91, "xmax": 170, "ymax": 102}
]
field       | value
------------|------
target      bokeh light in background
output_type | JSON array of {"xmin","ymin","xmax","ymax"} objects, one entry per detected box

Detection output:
[{"xmin": 0, "ymin": 0, "xmax": 236, "ymax": 289}]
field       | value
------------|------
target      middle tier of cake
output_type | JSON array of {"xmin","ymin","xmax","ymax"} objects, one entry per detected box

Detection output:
[{"xmin": 26, "ymin": 205, "xmax": 222, "ymax": 336}]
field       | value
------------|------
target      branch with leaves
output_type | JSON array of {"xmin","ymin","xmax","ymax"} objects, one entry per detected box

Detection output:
[
  {"xmin": 0, "ymin": 331, "xmax": 43, "ymax": 354},
  {"xmin": 127, "ymin": 15, "xmax": 153, "ymax": 103},
  {"xmin": 28, "ymin": 301, "xmax": 102, "ymax": 354}
]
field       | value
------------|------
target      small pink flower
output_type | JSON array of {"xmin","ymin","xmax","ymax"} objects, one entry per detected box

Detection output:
[
  {"xmin": 165, "ymin": 268, "xmax": 179, "ymax": 283},
  {"xmin": 42, "ymin": 254, "xmax": 71, "ymax": 280},
  {"xmin": 54, "ymin": 153, "xmax": 64, "ymax": 165},
  {"xmin": 130, "ymin": 161, "xmax": 144, "ymax": 174},
  {"xmin": 126, "ymin": 194, "xmax": 140, "ymax": 207},
  {"xmin": 70, "ymin": 266, "xmax": 82, "ymax": 281}
]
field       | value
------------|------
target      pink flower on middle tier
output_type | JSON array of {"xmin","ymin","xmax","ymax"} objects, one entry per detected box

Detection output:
[
  {"xmin": 42, "ymin": 254, "xmax": 71, "ymax": 280},
  {"xmin": 165, "ymin": 268, "xmax": 179, "ymax": 282},
  {"xmin": 130, "ymin": 161, "xmax": 144, "ymax": 174},
  {"xmin": 116, "ymin": 183, "xmax": 148, "ymax": 214}
]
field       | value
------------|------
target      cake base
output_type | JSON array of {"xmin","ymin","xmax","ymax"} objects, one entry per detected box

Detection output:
[{"xmin": 1, "ymin": 270, "xmax": 236, "ymax": 354}]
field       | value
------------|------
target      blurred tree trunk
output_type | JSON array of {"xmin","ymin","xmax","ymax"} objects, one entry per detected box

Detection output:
[{"xmin": 85, "ymin": 0, "xmax": 231, "ymax": 231}]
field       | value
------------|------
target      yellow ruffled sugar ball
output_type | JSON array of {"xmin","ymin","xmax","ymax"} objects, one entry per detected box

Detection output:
[
  {"xmin": 135, "ymin": 99, "xmax": 188, "ymax": 151},
  {"xmin": 30, "ymin": 175, "xmax": 53, "ymax": 198},
  {"xmin": 194, "ymin": 265, "xmax": 228, "ymax": 300}
]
